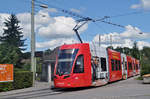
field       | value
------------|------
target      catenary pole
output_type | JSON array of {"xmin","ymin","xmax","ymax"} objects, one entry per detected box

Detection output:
[{"xmin": 31, "ymin": 0, "xmax": 36, "ymax": 86}]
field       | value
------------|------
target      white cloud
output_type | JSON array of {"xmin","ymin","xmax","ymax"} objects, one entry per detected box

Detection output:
[
  {"xmin": 131, "ymin": 0, "xmax": 150, "ymax": 10},
  {"xmin": 137, "ymin": 41, "xmax": 150, "ymax": 50},
  {"xmin": 16, "ymin": 13, "xmax": 31, "ymax": 38},
  {"xmin": 47, "ymin": 8, "xmax": 58, "ymax": 13},
  {"xmin": 36, "ymin": 38, "xmax": 79, "ymax": 49},
  {"xmin": 121, "ymin": 25, "xmax": 150, "ymax": 39},
  {"xmin": 16, "ymin": 11, "xmax": 56, "ymax": 38},
  {"xmin": 92, "ymin": 25, "xmax": 150, "ymax": 49},
  {"xmin": 38, "ymin": 16, "xmax": 88, "ymax": 39},
  {"xmin": 0, "ymin": 13, "xmax": 10, "ymax": 36},
  {"xmin": 38, "ymin": 16, "xmax": 75, "ymax": 39},
  {"xmin": 16, "ymin": 9, "xmax": 88, "ymax": 40}
]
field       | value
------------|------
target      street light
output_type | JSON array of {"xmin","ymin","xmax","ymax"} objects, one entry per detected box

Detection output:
[{"xmin": 40, "ymin": 4, "xmax": 48, "ymax": 8}]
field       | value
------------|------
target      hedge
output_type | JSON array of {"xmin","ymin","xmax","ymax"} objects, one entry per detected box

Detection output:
[{"xmin": 0, "ymin": 71, "xmax": 33, "ymax": 92}]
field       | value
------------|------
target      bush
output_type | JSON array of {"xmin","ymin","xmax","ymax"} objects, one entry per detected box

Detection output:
[
  {"xmin": 0, "ymin": 82, "xmax": 13, "ymax": 92},
  {"xmin": 136, "ymin": 76, "xmax": 143, "ymax": 80},
  {"xmin": 0, "ymin": 71, "xmax": 33, "ymax": 92},
  {"xmin": 13, "ymin": 71, "xmax": 33, "ymax": 89}
]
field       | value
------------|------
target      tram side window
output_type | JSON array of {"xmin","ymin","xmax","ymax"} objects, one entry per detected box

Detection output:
[
  {"xmin": 111, "ymin": 59, "xmax": 115, "ymax": 71},
  {"xmin": 128, "ymin": 63, "xmax": 129, "ymax": 70},
  {"xmin": 136, "ymin": 64, "xmax": 138, "ymax": 70},
  {"xmin": 73, "ymin": 55, "xmax": 84, "ymax": 73},
  {"xmin": 130, "ymin": 63, "xmax": 133, "ymax": 70},
  {"xmin": 118, "ymin": 60, "xmax": 121, "ymax": 70},
  {"xmin": 101, "ymin": 57, "xmax": 107, "ymax": 71},
  {"xmin": 128, "ymin": 62, "xmax": 130, "ymax": 70},
  {"xmin": 115, "ymin": 60, "xmax": 118, "ymax": 71},
  {"xmin": 128, "ymin": 62, "xmax": 132, "ymax": 70},
  {"xmin": 125, "ymin": 62, "xmax": 127, "ymax": 70}
]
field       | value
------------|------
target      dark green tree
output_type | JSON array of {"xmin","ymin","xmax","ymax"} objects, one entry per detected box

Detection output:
[
  {"xmin": 0, "ymin": 44, "xmax": 20, "ymax": 66},
  {"xmin": 131, "ymin": 41, "xmax": 140, "ymax": 59},
  {"xmin": 115, "ymin": 47, "xmax": 123, "ymax": 53},
  {"xmin": 44, "ymin": 49, "xmax": 52, "ymax": 55},
  {"xmin": 107, "ymin": 46, "xmax": 113, "ymax": 50},
  {"xmin": 140, "ymin": 47, "xmax": 150, "ymax": 75},
  {"xmin": 123, "ymin": 47, "xmax": 131, "ymax": 55},
  {"xmin": 0, "ymin": 14, "xmax": 26, "ymax": 68},
  {"xmin": 0, "ymin": 14, "xmax": 26, "ymax": 51}
]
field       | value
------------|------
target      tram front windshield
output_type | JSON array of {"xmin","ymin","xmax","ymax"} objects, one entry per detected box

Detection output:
[{"xmin": 56, "ymin": 49, "xmax": 78, "ymax": 75}]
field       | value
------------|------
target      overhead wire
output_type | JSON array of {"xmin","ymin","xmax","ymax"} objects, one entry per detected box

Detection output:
[
  {"xmin": 34, "ymin": 0, "xmax": 126, "ymax": 43},
  {"xmin": 30, "ymin": 0, "xmax": 150, "ymax": 29},
  {"xmin": 34, "ymin": 0, "xmax": 148, "ymax": 43},
  {"xmin": 109, "ymin": 10, "xmax": 150, "ymax": 18},
  {"xmin": 35, "ymin": 0, "xmax": 91, "ymax": 20}
]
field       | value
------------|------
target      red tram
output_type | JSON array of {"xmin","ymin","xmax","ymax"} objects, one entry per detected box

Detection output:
[
  {"xmin": 107, "ymin": 49, "xmax": 122, "ymax": 82},
  {"xmin": 54, "ymin": 43, "xmax": 140, "ymax": 88},
  {"xmin": 127, "ymin": 56, "xmax": 133, "ymax": 78}
]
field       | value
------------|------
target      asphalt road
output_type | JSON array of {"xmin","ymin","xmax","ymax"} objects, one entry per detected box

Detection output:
[{"xmin": 0, "ymin": 76, "xmax": 150, "ymax": 99}]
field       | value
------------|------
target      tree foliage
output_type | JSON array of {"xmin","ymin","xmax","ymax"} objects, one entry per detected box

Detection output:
[
  {"xmin": 140, "ymin": 47, "xmax": 150, "ymax": 76},
  {"xmin": 0, "ymin": 14, "xmax": 26, "ymax": 68},
  {"xmin": 0, "ymin": 14, "xmax": 26, "ymax": 51},
  {"xmin": 131, "ymin": 41, "xmax": 140, "ymax": 59},
  {"xmin": 0, "ymin": 44, "xmax": 20, "ymax": 67}
]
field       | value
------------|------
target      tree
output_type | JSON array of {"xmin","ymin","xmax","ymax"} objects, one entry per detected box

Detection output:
[
  {"xmin": 0, "ymin": 44, "xmax": 20, "ymax": 67},
  {"xmin": 44, "ymin": 49, "xmax": 52, "ymax": 55},
  {"xmin": 123, "ymin": 47, "xmax": 131, "ymax": 55},
  {"xmin": 107, "ymin": 46, "xmax": 113, "ymax": 50},
  {"xmin": 0, "ymin": 14, "xmax": 26, "ymax": 68},
  {"xmin": 140, "ymin": 47, "xmax": 150, "ymax": 75},
  {"xmin": 115, "ymin": 47, "xmax": 123, "ymax": 53},
  {"xmin": 0, "ymin": 14, "xmax": 26, "ymax": 51},
  {"xmin": 131, "ymin": 41, "xmax": 140, "ymax": 59}
]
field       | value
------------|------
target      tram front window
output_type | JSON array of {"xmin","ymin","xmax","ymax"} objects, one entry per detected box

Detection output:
[{"xmin": 56, "ymin": 49, "xmax": 78, "ymax": 75}]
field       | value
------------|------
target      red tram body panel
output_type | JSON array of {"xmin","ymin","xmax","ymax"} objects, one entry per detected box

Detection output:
[
  {"xmin": 107, "ymin": 49, "xmax": 122, "ymax": 82},
  {"xmin": 127, "ymin": 56, "xmax": 133, "ymax": 78},
  {"xmin": 54, "ymin": 43, "xmax": 92, "ymax": 88},
  {"xmin": 132, "ymin": 58, "xmax": 136, "ymax": 76},
  {"xmin": 135, "ymin": 59, "xmax": 140, "ymax": 75}
]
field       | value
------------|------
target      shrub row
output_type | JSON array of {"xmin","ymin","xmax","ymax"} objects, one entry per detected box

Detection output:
[{"xmin": 0, "ymin": 71, "xmax": 33, "ymax": 92}]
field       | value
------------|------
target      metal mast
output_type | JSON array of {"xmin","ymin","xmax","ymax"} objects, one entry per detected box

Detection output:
[{"xmin": 31, "ymin": 0, "xmax": 36, "ymax": 86}]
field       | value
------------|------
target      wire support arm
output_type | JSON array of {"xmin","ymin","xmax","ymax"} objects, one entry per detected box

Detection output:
[{"xmin": 73, "ymin": 21, "xmax": 89, "ymax": 43}]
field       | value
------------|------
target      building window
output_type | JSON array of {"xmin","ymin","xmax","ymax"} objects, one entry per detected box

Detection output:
[{"xmin": 73, "ymin": 55, "xmax": 84, "ymax": 73}]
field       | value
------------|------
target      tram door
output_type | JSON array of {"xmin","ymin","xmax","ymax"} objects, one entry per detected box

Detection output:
[
  {"xmin": 99, "ymin": 57, "xmax": 107, "ymax": 79},
  {"xmin": 121, "ymin": 54, "xmax": 127, "ymax": 79},
  {"xmin": 133, "ymin": 59, "xmax": 136, "ymax": 76}
]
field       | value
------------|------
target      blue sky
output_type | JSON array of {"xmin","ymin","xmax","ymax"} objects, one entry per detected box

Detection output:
[{"xmin": 0, "ymin": 0, "xmax": 150, "ymax": 51}]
